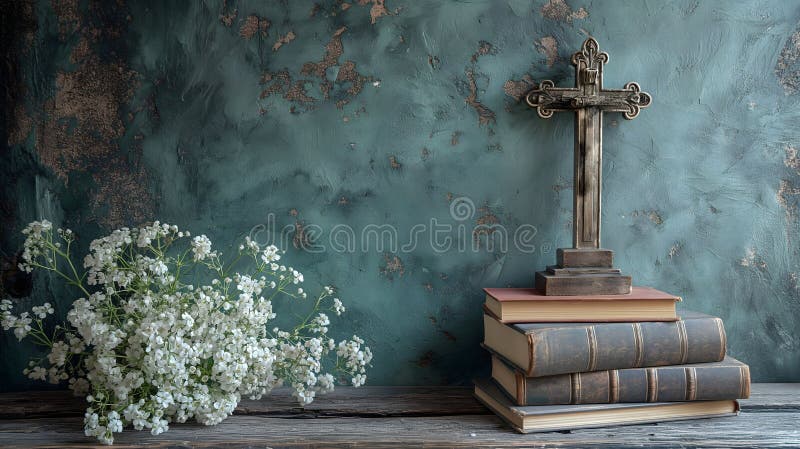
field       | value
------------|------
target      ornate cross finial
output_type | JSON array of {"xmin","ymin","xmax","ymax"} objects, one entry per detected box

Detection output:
[{"xmin": 524, "ymin": 38, "xmax": 652, "ymax": 295}]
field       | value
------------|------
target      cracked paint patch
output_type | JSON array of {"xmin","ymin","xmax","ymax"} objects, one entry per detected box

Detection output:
[
  {"xmin": 29, "ymin": 0, "xmax": 156, "ymax": 229},
  {"xmin": 535, "ymin": 36, "xmax": 559, "ymax": 67},
  {"xmin": 465, "ymin": 70, "xmax": 496, "ymax": 126},
  {"xmin": 471, "ymin": 40, "xmax": 496, "ymax": 63},
  {"xmin": 503, "ymin": 75, "xmax": 536, "ymax": 102},
  {"xmin": 259, "ymin": 25, "xmax": 373, "ymax": 112},
  {"xmin": 540, "ymin": 0, "xmax": 588, "ymax": 23},
  {"xmin": 273, "ymin": 31, "xmax": 296, "ymax": 52},
  {"xmin": 358, "ymin": 0, "xmax": 392, "ymax": 24},
  {"xmin": 775, "ymin": 25, "xmax": 800, "ymax": 95},
  {"xmin": 239, "ymin": 15, "xmax": 270, "ymax": 40}
]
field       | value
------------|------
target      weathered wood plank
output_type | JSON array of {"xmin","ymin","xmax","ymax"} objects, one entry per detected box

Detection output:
[
  {"xmin": 0, "ymin": 411, "xmax": 798, "ymax": 448},
  {"xmin": 0, "ymin": 384, "xmax": 796, "ymax": 420},
  {"xmin": 0, "ymin": 386, "xmax": 488, "ymax": 419}
]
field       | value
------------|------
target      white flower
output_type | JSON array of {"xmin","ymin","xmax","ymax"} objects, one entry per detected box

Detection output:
[
  {"xmin": 332, "ymin": 298, "xmax": 345, "ymax": 316},
  {"xmin": 4, "ymin": 221, "xmax": 372, "ymax": 445},
  {"xmin": 191, "ymin": 235, "xmax": 214, "ymax": 261}
]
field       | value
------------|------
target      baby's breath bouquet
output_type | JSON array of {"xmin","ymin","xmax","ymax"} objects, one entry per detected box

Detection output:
[{"xmin": 0, "ymin": 220, "xmax": 372, "ymax": 444}]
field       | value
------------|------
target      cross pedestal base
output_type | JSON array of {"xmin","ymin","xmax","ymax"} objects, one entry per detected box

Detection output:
[{"xmin": 536, "ymin": 248, "xmax": 632, "ymax": 295}]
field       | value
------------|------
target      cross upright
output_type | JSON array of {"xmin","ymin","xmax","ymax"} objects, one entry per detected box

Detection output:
[{"xmin": 526, "ymin": 37, "xmax": 652, "ymax": 295}]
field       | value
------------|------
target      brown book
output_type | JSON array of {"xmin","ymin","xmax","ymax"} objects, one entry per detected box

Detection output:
[
  {"xmin": 474, "ymin": 378, "xmax": 740, "ymax": 434},
  {"xmin": 483, "ymin": 286, "xmax": 681, "ymax": 323},
  {"xmin": 483, "ymin": 311, "xmax": 726, "ymax": 377},
  {"xmin": 491, "ymin": 354, "xmax": 750, "ymax": 406}
]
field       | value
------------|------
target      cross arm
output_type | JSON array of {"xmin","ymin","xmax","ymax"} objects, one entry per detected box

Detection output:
[{"xmin": 526, "ymin": 81, "xmax": 651, "ymax": 119}]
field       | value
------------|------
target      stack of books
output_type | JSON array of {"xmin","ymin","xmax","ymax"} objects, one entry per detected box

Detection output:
[{"xmin": 475, "ymin": 286, "xmax": 750, "ymax": 433}]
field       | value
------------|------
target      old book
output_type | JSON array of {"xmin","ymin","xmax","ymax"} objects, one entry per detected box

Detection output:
[
  {"xmin": 483, "ymin": 311, "xmax": 726, "ymax": 377},
  {"xmin": 492, "ymin": 354, "xmax": 750, "ymax": 406},
  {"xmin": 484, "ymin": 286, "xmax": 680, "ymax": 323},
  {"xmin": 474, "ymin": 378, "xmax": 740, "ymax": 434}
]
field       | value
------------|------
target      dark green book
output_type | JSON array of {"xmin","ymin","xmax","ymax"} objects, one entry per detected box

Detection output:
[
  {"xmin": 483, "ymin": 310, "xmax": 726, "ymax": 377},
  {"xmin": 491, "ymin": 354, "xmax": 750, "ymax": 406},
  {"xmin": 474, "ymin": 378, "xmax": 740, "ymax": 434}
]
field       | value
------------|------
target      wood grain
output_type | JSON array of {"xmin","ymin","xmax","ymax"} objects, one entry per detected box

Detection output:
[{"xmin": 0, "ymin": 384, "xmax": 796, "ymax": 448}]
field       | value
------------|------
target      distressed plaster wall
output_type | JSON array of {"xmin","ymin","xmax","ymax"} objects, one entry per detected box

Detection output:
[{"xmin": 1, "ymin": 0, "xmax": 799, "ymax": 390}]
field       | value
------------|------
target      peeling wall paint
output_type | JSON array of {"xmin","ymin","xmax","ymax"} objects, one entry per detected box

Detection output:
[{"xmin": 1, "ymin": 0, "xmax": 800, "ymax": 389}]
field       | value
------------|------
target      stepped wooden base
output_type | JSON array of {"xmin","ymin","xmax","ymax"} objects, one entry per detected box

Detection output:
[
  {"xmin": 538, "ymin": 248, "xmax": 631, "ymax": 295},
  {"xmin": 557, "ymin": 248, "xmax": 613, "ymax": 268}
]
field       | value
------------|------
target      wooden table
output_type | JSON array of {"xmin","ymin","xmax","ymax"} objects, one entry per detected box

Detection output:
[{"xmin": 0, "ymin": 384, "xmax": 797, "ymax": 448}]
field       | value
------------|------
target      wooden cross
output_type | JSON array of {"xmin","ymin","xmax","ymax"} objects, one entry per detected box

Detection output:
[{"xmin": 526, "ymin": 38, "xmax": 651, "ymax": 250}]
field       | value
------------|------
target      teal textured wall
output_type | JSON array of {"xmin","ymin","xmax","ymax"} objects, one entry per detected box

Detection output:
[{"xmin": 2, "ymin": 0, "xmax": 800, "ymax": 390}]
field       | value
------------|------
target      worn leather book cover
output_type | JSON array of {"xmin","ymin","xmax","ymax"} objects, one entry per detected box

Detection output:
[
  {"xmin": 491, "ymin": 354, "xmax": 750, "ymax": 406},
  {"xmin": 483, "ymin": 310, "xmax": 727, "ymax": 377},
  {"xmin": 483, "ymin": 286, "xmax": 681, "ymax": 323},
  {"xmin": 473, "ymin": 378, "xmax": 740, "ymax": 434}
]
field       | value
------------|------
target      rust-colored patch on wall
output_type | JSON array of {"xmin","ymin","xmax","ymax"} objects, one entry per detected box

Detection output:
[
  {"xmin": 273, "ymin": 31, "xmax": 296, "ymax": 52},
  {"xmin": 465, "ymin": 69, "xmax": 496, "ymax": 126},
  {"xmin": 302, "ymin": 26, "xmax": 347, "ymax": 83},
  {"xmin": 473, "ymin": 204, "xmax": 501, "ymax": 243},
  {"xmin": 389, "ymin": 155, "xmax": 402, "ymax": 169},
  {"xmin": 30, "ymin": 0, "xmax": 155, "ymax": 229},
  {"xmin": 541, "ymin": 0, "xmax": 588, "ymax": 23},
  {"xmin": 380, "ymin": 253, "xmax": 405, "ymax": 279},
  {"xmin": 239, "ymin": 15, "xmax": 270, "ymax": 40},
  {"xmin": 775, "ymin": 26, "xmax": 800, "ymax": 95},
  {"xmin": 358, "ymin": 0, "xmax": 391, "ymax": 24},
  {"xmin": 219, "ymin": 0, "xmax": 237, "ymax": 27},
  {"xmin": 471, "ymin": 40, "xmax": 496, "ymax": 63},
  {"xmin": 503, "ymin": 75, "xmax": 536, "ymax": 102},
  {"xmin": 536, "ymin": 36, "xmax": 559, "ymax": 68},
  {"xmin": 428, "ymin": 55, "xmax": 440, "ymax": 70},
  {"xmin": 51, "ymin": 0, "xmax": 80, "ymax": 38}
]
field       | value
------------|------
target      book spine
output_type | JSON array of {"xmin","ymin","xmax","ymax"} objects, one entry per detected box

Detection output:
[
  {"xmin": 527, "ymin": 317, "xmax": 726, "ymax": 377},
  {"xmin": 518, "ymin": 363, "xmax": 750, "ymax": 406}
]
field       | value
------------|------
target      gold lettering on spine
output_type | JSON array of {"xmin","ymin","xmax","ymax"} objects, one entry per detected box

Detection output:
[
  {"xmin": 677, "ymin": 320, "xmax": 689, "ymax": 364},
  {"xmin": 685, "ymin": 367, "xmax": 697, "ymax": 401},
  {"xmin": 646, "ymin": 368, "xmax": 658, "ymax": 402},
  {"xmin": 632, "ymin": 323, "xmax": 644, "ymax": 367},
  {"xmin": 609, "ymin": 370, "xmax": 619, "ymax": 403},
  {"xmin": 570, "ymin": 373, "xmax": 582, "ymax": 404},
  {"xmin": 586, "ymin": 326, "xmax": 598, "ymax": 371}
]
